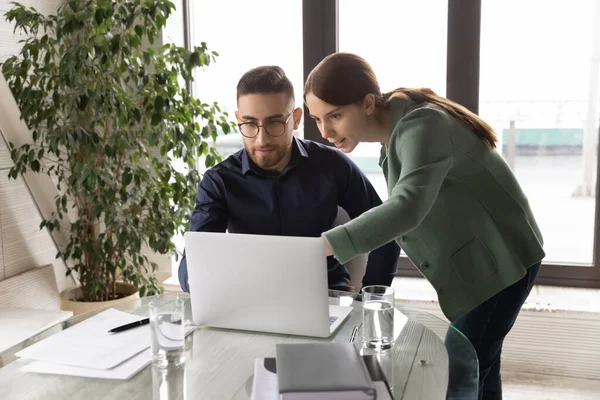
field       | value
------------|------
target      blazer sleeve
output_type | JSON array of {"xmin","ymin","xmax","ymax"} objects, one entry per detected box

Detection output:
[{"xmin": 323, "ymin": 109, "xmax": 454, "ymax": 264}]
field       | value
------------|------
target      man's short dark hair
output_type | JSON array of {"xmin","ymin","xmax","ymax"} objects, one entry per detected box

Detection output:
[{"xmin": 236, "ymin": 66, "xmax": 295, "ymax": 102}]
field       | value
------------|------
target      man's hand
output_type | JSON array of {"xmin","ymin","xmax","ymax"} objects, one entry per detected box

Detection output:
[
  {"xmin": 322, "ymin": 236, "xmax": 334, "ymax": 257},
  {"xmin": 335, "ymin": 285, "xmax": 356, "ymax": 293}
]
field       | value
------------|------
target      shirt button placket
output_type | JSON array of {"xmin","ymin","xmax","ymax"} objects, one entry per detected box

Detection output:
[{"xmin": 275, "ymin": 177, "xmax": 284, "ymax": 234}]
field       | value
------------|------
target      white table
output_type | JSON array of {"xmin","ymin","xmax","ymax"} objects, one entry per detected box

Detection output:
[{"xmin": 0, "ymin": 292, "xmax": 479, "ymax": 399}]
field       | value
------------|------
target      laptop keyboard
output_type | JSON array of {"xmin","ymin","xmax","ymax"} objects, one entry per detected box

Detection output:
[{"xmin": 329, "ymin": 316, "xmax": 339, "ymax": 325}]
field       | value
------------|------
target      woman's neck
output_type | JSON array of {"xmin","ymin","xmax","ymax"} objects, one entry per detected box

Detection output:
[{"xmin": 367, "ymin": 107, "xmax": 392, "ymax": 145}]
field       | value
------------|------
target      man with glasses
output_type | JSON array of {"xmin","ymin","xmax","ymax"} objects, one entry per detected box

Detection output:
[{"xmin": 178, "ymin": 66, "xmax": 400, "ymax": 292}]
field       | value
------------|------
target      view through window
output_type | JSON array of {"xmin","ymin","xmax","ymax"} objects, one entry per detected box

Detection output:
[
  {"xmin": 339, "ymin": 0, "xmax": 448, "ymax": 203},
  {"xmin": 480, "ymin": 0, "xmax": 598, "ymax": 264}
]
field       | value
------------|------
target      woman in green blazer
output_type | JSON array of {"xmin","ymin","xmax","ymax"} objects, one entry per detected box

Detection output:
[{"xmin": 305, "ymin": 52, "xmax": 544, "ymax": 399}]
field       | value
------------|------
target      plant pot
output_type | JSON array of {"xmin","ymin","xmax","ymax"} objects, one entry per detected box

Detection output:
[{"xmin": 59, "ymin": 282, "xmax": 140, "ymax": 316}]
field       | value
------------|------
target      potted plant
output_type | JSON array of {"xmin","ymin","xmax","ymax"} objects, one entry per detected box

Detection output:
[{"xmin": 2, "ymin": 0, "xmax": 234, "ymax": 314}]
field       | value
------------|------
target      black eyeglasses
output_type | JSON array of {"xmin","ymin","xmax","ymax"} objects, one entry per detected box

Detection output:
[{"xmin": 237, "ymin": 112, "xmax": 293, "ymax": 138}]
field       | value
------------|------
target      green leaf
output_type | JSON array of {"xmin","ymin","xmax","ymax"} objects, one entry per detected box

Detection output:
[
  {"xmin": 122, "ymin": 168, "xmax": 133, "ymax": 186},
  {"xmin": 104, "ymin": 145, "xmax": 115, "ymax": 157},
  {"xmin": 151, "ymin": 113, "xmax": 162, "ymax": 126},
  {"xmin": 31, "ymin": 160, "xmax": 40, "ymax": 172},
  {"xmin": 199, "ymin": 141, "xmax": 207, "ymax": 155},
  {"xmin": 134, "ymin": 25, "xmax": 143, "ymax": 38},
  {"xmin": 205, "ymin": 155, "xmax": 215, "ymax": 168},
  {"xmin": 95, "ymin": 9, "xmax": 104, "ymax": 24},
  {"xmin": 154, "ymin": 96, "xmax": 164, "ymax": 112},
  {"xmin": 103, "ymin": 239, "xmax": 112, "ymax": 254},
  {"xmin": 78, "ymin": 94, "xmax": 89, "ymax": 110},
  {"xmin": 110, "ymin": 34, "xmax": 121, "ymax": 54},
  {"xmin": 189, "ymin": 51, "xmax": 199, "ymax": 67}
]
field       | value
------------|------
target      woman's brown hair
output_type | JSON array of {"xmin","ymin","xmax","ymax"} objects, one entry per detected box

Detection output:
[{"xmin": 304, "ymin": 52, "xmax": 497, "ymax": 149}]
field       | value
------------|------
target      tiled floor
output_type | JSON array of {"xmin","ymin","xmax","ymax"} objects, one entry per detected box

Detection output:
[{"xmin": 503, "ymin": 371, "xmax": 600, "ymax": 400}]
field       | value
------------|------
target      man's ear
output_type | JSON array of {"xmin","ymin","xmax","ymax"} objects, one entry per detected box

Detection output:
[
  {"xmin": 234, "ymin": 110, "xmax": 241, "ymax": 122},
  {"xmin": 363, "ymin": 94, "xmax": 376, "ymax": 116},
  {"xmin": 293, "ymin": 107, "xmax": 303, "ymax": 130}
]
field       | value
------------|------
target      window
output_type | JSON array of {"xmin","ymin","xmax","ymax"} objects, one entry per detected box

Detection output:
[
  {"xmin": 162, "ymin": 0, "xmax": 188, "ymax": 283},
  {"xmin": 163, "ymin": 0, "xmax": 185, "ymax": 48},
  {"xmin": 172, "ymin": 0, "xmax": 600, "ymax": 286},
  {"xmin": 338, "ymin": 0, "xmax": 448, "ymax": 201},
  {"xmin": 480, "ymin": 0, "xmax": 598, "ymax": 265},
  {"xmin": 189, "ymin": 0, "xmax": 304, "ymax": 158}
]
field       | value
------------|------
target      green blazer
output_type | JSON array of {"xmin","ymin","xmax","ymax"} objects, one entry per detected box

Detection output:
[{"xmin": 324, "ymin": 97, "xmax": 545, "ymax": 321}]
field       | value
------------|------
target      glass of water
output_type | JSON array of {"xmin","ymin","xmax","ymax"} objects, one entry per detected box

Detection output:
[
  {"xmin": 149, "ymin": 298, "xmax": 185, "ymax": 368},
  {"xmin": 362, "ymin": 285, "xmax": 395, "ymax": 350}
]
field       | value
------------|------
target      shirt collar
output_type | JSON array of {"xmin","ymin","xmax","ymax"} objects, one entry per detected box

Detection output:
[{"xmin": 242, "ymin": 136, "xmax": 308, "ymax": 175}]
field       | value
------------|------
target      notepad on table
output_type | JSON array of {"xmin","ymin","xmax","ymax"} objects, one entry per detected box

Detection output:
[{"xmin": 251, "ymin": 351, "xmax": 392, "ymax": 400}]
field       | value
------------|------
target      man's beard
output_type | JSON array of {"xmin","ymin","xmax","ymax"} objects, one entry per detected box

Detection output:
[{"xmin": 249, "ymin": 145, "xmax": 288, "ymax": 170}]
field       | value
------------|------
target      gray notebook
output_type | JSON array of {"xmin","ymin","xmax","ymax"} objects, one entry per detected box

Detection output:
[{"xmin": 275, "ymin": 343, "xmax": 376, "ymax": 400}]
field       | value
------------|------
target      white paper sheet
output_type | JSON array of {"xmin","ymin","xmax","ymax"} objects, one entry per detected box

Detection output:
[
  {"xmin": 22, "ymin": 347, "xmax": 151, "ymax": 380},
  {"xmin": 16, "ymin": 308, "xmax": 152, "ymax": 369},
  {"xmin": 20, "ymin": 324, "xmax": 196, "ymax": 380}
]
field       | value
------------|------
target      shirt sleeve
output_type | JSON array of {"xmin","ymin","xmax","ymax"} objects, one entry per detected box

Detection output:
[
  {"xmin": 178, "ymin": 171, "xmax": 229, "ymax": 292},
  {"xmin": 323, "ymin": 109, "xmax": 453, "ymax": 264},
  {"xmin": 335, "ymin": 153, "xmax": 400, "ymax": 287}
]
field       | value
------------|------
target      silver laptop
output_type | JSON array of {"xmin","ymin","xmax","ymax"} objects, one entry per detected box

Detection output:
[{"xmin": 184, "ymin": 231, "xmax": 353, "ymax": 338}]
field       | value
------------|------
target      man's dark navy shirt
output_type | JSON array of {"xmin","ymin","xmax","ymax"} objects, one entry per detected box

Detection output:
[{"xmin": 178, "ymin": 137, "xmax": 400, "ymax": 292}]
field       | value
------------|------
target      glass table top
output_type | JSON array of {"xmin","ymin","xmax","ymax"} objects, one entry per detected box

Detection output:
[{"xmin": 0, "ymin": 290, "xmax": 478, "ymax": 399}]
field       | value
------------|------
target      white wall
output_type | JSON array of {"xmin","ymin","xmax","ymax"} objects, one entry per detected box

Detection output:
[
  {"xmin": 0, "ymin": 0, "xmax": 63, "ymax": 60},
  {"xmin": 0, "ymin": 0, "xmax": 69, "ymax": 301}
]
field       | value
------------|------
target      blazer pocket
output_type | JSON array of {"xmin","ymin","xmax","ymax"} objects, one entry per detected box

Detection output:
[{"xmin": 450, "ymin": 238, "xmax": 498, "ymax": 283}]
